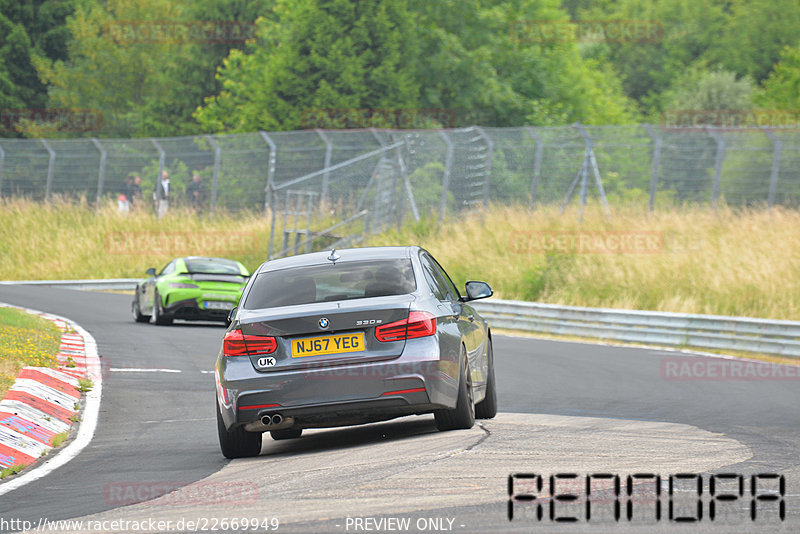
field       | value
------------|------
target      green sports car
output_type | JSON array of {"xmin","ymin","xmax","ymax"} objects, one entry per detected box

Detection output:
[{"xmin": 132, "ymin": 257, "xmax": 250, "ymax": 325}]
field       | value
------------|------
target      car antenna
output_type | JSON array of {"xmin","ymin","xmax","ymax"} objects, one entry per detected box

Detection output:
[{"xmin": 327, "ymin": 249, "xmax": 340, "ymax": 263}]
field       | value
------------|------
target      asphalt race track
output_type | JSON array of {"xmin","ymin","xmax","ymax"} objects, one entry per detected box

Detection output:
[{"xmin": 0, "ymin": 285, "xmax": 798, "ymax": 533}]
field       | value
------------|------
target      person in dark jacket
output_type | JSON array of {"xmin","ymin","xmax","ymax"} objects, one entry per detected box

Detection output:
[{"xmin": 185, "ymin": 173, "xmax": 206, "ymax": 214}]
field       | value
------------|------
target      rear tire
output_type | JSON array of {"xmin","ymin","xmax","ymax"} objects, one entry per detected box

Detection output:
[
  {"xmin": 434, "ymin": 347, "xmax": 475, "ymax": 431},
  {"xmin": 216, "ymin": 400, "xmax": 262, "ymax": 458},
  {"xmin": 270, "ymin": 428, "xmax": 303, "ymax": 440},
  {"xmin": 151, "ymin": 290, "xmax": 173, "ymax": 326},
  {"xmin": 475, "ymin": 339, "xmax": 497, "ymax": 419},
  {"xmin": 132, "ymin": 293, "xmax": 150, "ymax": 323}
]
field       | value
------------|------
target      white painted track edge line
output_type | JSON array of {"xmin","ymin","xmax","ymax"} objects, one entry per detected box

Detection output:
[{"xmin": 0, "ymin": 305, "xmax": 102, "ymax": 497}]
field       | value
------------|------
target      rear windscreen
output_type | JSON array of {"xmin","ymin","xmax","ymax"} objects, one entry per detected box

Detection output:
[
  {"xmin": 185, "ymin": 258, "xmax": 244, "ymax": 275},
  {"xmin": 243, "ymin": 259, "xmax": 416, "ymax": 309}
]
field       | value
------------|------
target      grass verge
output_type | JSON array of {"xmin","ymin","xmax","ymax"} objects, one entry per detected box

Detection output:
[
  {"xmin": 0, "ymin": 464, "xmax": 27, "ymax": 479},
  {"xmin": 2, "ymin": 199, "xmax": 799, "ymax": 321},
  {"xmin": 368, "ymin": 203, "xmax": 800, "ymax": 321},
  {"xmin": 0, "ymin": 308, "xmax": 61, "ymax": 398},
  {"xmin": 0, "ymin": 197, "xmax": 342, "ymax": 280}
]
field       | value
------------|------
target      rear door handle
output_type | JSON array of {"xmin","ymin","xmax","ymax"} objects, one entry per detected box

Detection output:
[{"xmin": 467, "ymin": 314, "xmax": 474, "ymax": 322}]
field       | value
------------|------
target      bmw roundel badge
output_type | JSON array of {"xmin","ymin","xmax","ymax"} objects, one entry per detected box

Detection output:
[{"xmin": 318, "ymin": 317, "xmax": 329, "ymax": 329}]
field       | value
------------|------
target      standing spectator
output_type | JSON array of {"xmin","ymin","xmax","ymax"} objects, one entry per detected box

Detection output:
[
  {"xmin": 118, "ymin": 176, "xmax": 133, "ymax": 213},
  {"xmin": 154, "ymin": 170, "xmax": 170, "ymax": 219},
  {"xmin": 129, "ymin": 175, "xmax": 143, "ymax": 209},
  {"xmin": 185, "ymin": 173, "xmax": 206, "ymax": 214}
]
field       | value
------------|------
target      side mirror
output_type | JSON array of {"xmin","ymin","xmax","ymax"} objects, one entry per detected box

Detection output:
[
  {"xmin": 463, "ymin": 281, "xmax": 493, "ymax": 301},
  {"xmin": 146, "ymin": 267, "xmax": 156, "ymax": 276},
  {"xmin": 227, "ymin": 306, "xmax": 238, "ymax": 324}
]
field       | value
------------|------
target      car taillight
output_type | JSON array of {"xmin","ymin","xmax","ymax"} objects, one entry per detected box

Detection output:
[
  {"xmin": 375, "ymin": 311, "xmax": 437, "ymax": 342},
  {"xmin": 223, "ymin": 329, "xmax": 277, "ymax": 357},
  {"xmin": 169, "ymin": 282, "xmax": 199, "ymax": 289}
]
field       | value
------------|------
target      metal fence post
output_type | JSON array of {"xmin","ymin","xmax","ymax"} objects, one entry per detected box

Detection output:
[
  {"xmin": 763, "ymin": 128, "xmax": 782, "ymax": 207},
  {"xmin": 316, "ymin": 128, "xmax": 332, "ymax": 207},
  {"xmin": 575, "ymin": 123, "xmax": 610, "ymax": 216},
  {"xmin": 396, "ymin": 137, "xmax": 419, "ymax": 223},
  {"xmin": 150, "ymin": 138, "xmax": 166, "ymax": 187},
  {"xmin": 0, "ymin": 142, "xmax": 5, "ymax": 198},
  {"xmin": 707, "ymin": 128, "xmax": 725, "ymax": 209},
  {"xmin": 90, "ymin": 138, "xmax": 107, "ymax": 208},
  {"xmin": 40, "ymin": 139, "xmax": 55, "ymax": 201},
  {"xmin": 475, "ymin": 127, "xmax": 493, "ymax": 207},
  {"xmin": 438, "ymin": 130, "xmax": 454, "ymax": 222},
  {"xmin": 525, "ymin": 127, "xmax": 543, "ymax": 210},
  {"xmin": 644, "ymin": 124, "xmax": 661, "ymax": 212},
  {"xmin": 205, "ymin": 135, "xmax": 221, "ymax": 214},
  {"xmin": 259, "ymin": 131, "xmax": 277, "ymax": 216}
]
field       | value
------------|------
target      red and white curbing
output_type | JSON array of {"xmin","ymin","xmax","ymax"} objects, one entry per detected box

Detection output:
[{"xmin": 0, "ymin": 304, "xmax": 102, "ymax": 495}]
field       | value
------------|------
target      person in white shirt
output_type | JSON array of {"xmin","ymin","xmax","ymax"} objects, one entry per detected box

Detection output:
[{"xmin": 154, "ymin": 170, "xmax": 170, "ymax": 219}]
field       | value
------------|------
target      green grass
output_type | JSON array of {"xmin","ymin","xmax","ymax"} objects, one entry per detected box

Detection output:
[
  {"xmin": 0, "ymin": 308, "xmax": 61, "ymax": 397},
  {"xmin": 0, "ymin": 463, "xmax": 27, "ymax": 479},
  {"xmin": 51, "ymin": 432, "xmax": 69, "ymax": 448}
]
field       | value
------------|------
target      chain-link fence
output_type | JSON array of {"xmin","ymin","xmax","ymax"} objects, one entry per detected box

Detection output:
[{"xmin": 2, "ymin": 124, "xmax": 799, "ymax": 256}]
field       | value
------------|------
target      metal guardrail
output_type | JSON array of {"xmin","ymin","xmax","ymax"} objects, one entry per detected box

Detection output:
[
  {"xmin": 0, "ymin": 279, "xmax": 139, "ymax": 291},
  {"xmin": 1, "ymin": 279, "xmax": 798, "ymax": 357},
  {"xmin": 473, "ymin": 299, "xmax": 800, "ymax": 358}
]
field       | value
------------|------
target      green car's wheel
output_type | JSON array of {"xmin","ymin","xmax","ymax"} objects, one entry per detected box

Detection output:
[
  {"xmin": 216, "ymin": 400, "xmax": 262, "ymax": 458},
  {"xmin": 434, "ymin": 346, "xmax": 475, "ymax": 431},
  {"xmin": 131, "ymin": 293, "xmax": 150, "ymax": 323},
  {"xmin": 151, "ymin": 290, "xmax": 173, "ymax": 326},
  {"xmin": 270, "ymin": 428, "xmax": 303, "ymax": 440}
]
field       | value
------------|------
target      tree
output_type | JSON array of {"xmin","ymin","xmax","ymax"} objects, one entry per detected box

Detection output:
[
  {"xmin": 196, "ymin": 0, "xmax": 422, "ymax": 132},
  {"xmin": 410, "ymin": 0, "xmax": 636, "ymax": 126},
  {"xmin": 662, "ymin": 69, "xmax": 755, "ymax": 112},
  {"xmin": 30, "ymin": 0, "xmax": 270, "ymax": 137},
  {"xmin": 759, "ymin": 44, "xmax": 800, "ymax": 110},
  {"xmin": 578, "ymin": 0, "xmax": 729, "ymax": 114},
  {"xmin": 198, "ymin": 0, "xmax": 636, "ymax": 132},
  {"xmin": 705, "ymin": 0, "xmax": 800, "ymax": 83},
  {"xmin": 0, "ymin": 1, "xmax": 74, "ymax": 133}
]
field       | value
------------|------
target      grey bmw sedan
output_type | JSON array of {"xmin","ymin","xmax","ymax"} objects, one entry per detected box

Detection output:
[{"xmin": 215, "ymin": 246, "xmax": 496, "ymax": 458}]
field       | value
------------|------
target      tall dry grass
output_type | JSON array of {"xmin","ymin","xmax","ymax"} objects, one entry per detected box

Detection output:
[
  {"xmin": 369, "ymin": 203, "xmax": 800, "ymax": 321},
  {"xmin": 2, "ymin": 199, "xmax": 798, "ymax": 320},
  {"xmin": 0, "ymin": 198, "xmax": 276, "ymax": 279}
]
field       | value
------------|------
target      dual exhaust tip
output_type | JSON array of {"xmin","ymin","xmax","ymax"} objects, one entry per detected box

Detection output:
[{"xmin": 260, "ymin": 413, "xmax": 283, "ymax": 426}]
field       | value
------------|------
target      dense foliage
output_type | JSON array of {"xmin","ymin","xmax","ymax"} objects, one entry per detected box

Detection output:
[{"xmin": 1, "ymin": 0, "xmax": 800, "ymax": 136}]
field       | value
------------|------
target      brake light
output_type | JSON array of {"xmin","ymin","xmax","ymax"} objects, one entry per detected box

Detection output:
[
  {"xmin": 169, "ymin": 282, "xmax": 199, "ymax": 289},
  {"xmin": 375, "ymin": 311, "xmax": 437, "ymax": 342},
  {"xmin": 223, "ymin": 329, "xmax": 277, "ymax": 357}
]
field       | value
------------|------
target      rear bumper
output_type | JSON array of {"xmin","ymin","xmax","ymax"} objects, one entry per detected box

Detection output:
[
  {"xmin": 216, "ymin": 336, "xmax": 460, "ymax": 430},
  {"xmin": 163, "ymin": 297, "xmax": 233, "ymax": 322}
]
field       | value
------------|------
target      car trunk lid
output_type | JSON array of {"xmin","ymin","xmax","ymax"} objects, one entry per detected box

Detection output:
[{"xmin": 237, "ymin": 294, "xmax": 413, "ymax": 372}]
